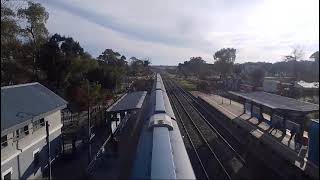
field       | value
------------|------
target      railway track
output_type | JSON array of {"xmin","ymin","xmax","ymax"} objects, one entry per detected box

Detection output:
[
  {"xmin": 163, "ymin": 77, "xmax": 252, "ymax": 180},
  {"xmin": 161, "ymin": 74, "xmax": 315, "ymax": 180}
]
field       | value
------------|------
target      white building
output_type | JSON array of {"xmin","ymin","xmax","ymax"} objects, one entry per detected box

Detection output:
[{"xmin": 1, "ymin": 82, "xmax": 67, "ymax": 180}]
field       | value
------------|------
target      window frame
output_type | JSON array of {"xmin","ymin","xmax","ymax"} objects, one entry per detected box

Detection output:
[
  {"xmin": 33, "ymin": 148, "xmax": 40, "ymax": 166},
  {"xmin": 1, "ymin": 135, "xmax": 8, "ymax": 148},
  {"xmin": 32, "ymin": 118, "xmax": 45, "ymax": 132},
  {"xmin": 24, "ymin": 125, "xmax": 29, "ymax": 135},
  {"xmin": 1, "ymin": 167, "xmax": 13, "ymax": 180}
]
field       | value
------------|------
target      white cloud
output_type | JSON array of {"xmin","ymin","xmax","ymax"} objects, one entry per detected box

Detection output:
[{"xmin": 40, "ymin": 0, "xmax": 319, "ymax": 65}]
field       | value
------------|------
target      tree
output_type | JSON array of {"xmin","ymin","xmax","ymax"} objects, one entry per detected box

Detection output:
[
  {"xmin": 283, "ymin": 46, "xmax": 305, "ymax": 80},
  {"xmin": 1, "ymin": 1, "xmax": 22, "ymax": 85},
  {"xmin": 18, "ymin": 1, "xmax": 49, "ymax": 79},
  {"xmin": 39, "ymin": 34, "xmax": 91, "ymax": 89},
  {"xmin": 213, "ymin": 48, "xmax": 236, "ymax": 78},
  {"xmin": 250, "ymin": 68, "xmax": 265, "ymax": 89},
  {"xmin": 233, "ymin": 64, "xmax": 243, "ymax": 77}
]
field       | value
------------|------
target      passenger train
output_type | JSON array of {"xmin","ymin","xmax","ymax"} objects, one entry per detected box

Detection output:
[{"xmin": 131, "ymin": 73, "xmax": 196, "ymax": 179}]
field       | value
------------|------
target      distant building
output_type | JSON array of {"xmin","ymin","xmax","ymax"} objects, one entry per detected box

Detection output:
[
  {"xmin": 263, "ymin": 79, "xmax": 281, "ymax": 93},
  {"xmin": 262, "ymin": 77, "xmax": 296, "ymax": 96},
  {"xmin": 1, "ymin": 82, "xmax": 67, "ymax": 180},
  {"xmin": 239, "ymin": 83, "xmax": 254, "ymax": 92},
  {"xmin": 310, "ymin": 51, "xmax": 319, "ymax": 61},
  {"xmin": 294, "ymin": 81, "xmax": 319, "ymax": 104}
]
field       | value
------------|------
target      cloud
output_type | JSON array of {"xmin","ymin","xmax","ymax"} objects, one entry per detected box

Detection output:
[{"xmin": 39, "ymin": 0, "xmax": 319, "ymax": 65}]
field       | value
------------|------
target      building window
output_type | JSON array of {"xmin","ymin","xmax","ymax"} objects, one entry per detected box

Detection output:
[
  {"xmin": 2, "ymin": 167, "xmax": 12, "ymax": 180},
  {"xmin": 1, "ymin": 135, "xmax": 8, "ymax": 148},
  {"xmin": 3, "ymin": 172, "xmax": 11, "ymax": 180},
  {"xmin": 33, "ymin": 148, "xmax": 40, "ymax": 166},
  {"xmin": 40, "ymin": 118, "xmax": 45, "ymax": 126},
  {"xmin": 24, "ymin": 125, "xmax": 29, "ymax": 135},
  {"xmin": 32, "ymin": 118, "xmax": 45, "ymax": 132},
  {"xmin": 15, "ymin": 129, "xmax": 20, "ymax": 139}
]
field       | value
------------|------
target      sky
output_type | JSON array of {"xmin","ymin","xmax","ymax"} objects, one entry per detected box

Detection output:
[{"xmin": 39, "ymin": 0, "xmax": 319, "ymax": 65}]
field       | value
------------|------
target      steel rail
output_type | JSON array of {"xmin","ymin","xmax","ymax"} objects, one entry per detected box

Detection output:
[
  {"xmin": 169, "ymin": 78, "xmax": 246, "ymax": 164},
  {"xmin": 164, "ymin": 78, "xmax": 232, "ymax": 180},
  {"xmin": 164, "ymin": 79, "xmax": 210, "ymax": 180}
]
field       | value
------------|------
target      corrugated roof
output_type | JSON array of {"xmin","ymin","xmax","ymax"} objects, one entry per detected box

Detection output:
[
  {"xmin": 107, "ymin": 91, "xmax": 147, "ymax": 112},
  {"xmin": 229, "ymin": 91, "xmax": 319, "ymax": 112},
  {"xmin": 1, "ymin": 82, "xmax": 67, "ymax": 133},
  {"xmin": 295, "ymin": 81, "xmax": 319, "ymax": 89}
]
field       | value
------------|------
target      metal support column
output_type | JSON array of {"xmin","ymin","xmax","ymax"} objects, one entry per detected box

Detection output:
[
  {"xmin": 46, "ymin": 121, "xmax": 52, "ymax": 180},
  {"xmin": 250, "ymin": 101, "xmax": 253, "ymax": 118}
]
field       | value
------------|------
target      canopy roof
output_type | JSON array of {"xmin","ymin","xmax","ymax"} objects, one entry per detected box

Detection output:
[
  {"xmin": 229, "ymin": 91, "xmax": 319, "ymax": 113},
  {"xmin": 107, "ymin": 91, "xmax": 147, "ymax": 113}
]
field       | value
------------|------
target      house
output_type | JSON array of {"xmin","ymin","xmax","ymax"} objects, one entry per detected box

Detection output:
[{"xmin": 1, "ymin": 82, "xmax": 67, "ymax": 180}]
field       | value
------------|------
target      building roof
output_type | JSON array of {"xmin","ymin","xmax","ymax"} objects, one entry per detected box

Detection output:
[
  {"xmin": 107, "ymin": 91, "xmax": 147, "ymax": 112},
  {"xmin": 1, "ymin": 82, "xmax": 67, "ymax": 135},
  {"xmin": 295, "ymin": 81, "xmax": 319, "ymax": 89},
  {"xmin": 229, "ymin": 91, "xmax": 319, "ymax": 113}
]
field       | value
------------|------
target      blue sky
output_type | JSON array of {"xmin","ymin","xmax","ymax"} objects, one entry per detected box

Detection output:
[{"xmin": 39, "ymin": 0, "xmax": 319, "ymax": 65}]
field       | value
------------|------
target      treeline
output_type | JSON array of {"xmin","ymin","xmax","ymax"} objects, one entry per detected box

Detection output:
[
  {"xmin": 177, "ymin": 47, "xmax": 319, "ymax": 87},
  {"xmin": 1, "ymin": 1, "xmax": 151, "ymax": 111}
]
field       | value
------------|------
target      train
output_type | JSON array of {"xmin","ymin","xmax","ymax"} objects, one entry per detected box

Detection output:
[{"xmin": 131, "ymin": 73, "xmax": 196, "ymax": 179}]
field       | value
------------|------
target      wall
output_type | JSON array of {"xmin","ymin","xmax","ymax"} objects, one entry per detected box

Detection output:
[{"xmin": 1, "ymin": 110, "xmax": 63, "ymax": 180}]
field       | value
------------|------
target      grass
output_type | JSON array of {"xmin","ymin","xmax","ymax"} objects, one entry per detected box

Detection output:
[{"xmin": 179, "ymin": 79, "xmax": 197, "ymax": 91}]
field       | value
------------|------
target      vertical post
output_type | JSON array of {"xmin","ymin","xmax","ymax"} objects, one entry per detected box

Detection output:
[
  {"xmin": 221, "ymin": 92, "xmax": 224, "ymax": 104},
  {"xmin": 270, "ymin": 109, "xmax": 274, "ymax": 125},
  {"xmin": 250, "ymin": 101, "xmax": 253, "ymax": 118},
  {"xmin": 243, "ymin": 100, "xmax": 246, "ymax": 114},
  {"xmin": 46, "ymin": 121, "xmax": 51, "ymax": 180},
  {"xmin": 87, "ymin": 81, "xmax": 91, "ymax": 164}
]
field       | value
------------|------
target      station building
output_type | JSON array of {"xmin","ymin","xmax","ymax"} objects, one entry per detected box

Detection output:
[{"xmin": 1, "ymin": 82, "xmax": 67, "ymax": 180}]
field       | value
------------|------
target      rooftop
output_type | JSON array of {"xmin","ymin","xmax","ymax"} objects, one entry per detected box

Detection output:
[
  {"xmin": 229, "ymin": 91, "xmax": 319, "ymax": 113},
  {"xmin": 1, "ymin": 82, "xmax": 67, "ymax": 135},
  {"xmin": 295, "ymin": 81, "xmax": 319, "ymax": 89},
  {"xmin": 107, "ymin": 91, "xmax": 147, "ymax": 112}
]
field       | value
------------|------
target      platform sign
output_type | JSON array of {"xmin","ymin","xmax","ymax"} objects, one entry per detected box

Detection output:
[
  {"xmin": 252, "ymin": 105, "xmax": 261, "ymax": 119},
  {"xmin": 245, "ymin": 101, "xmax": 251, "ymax": 115}
]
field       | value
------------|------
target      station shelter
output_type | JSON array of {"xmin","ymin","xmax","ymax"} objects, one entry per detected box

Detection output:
[
  {"xmin": 229, "ymin": 91, "xmax": 319, "ymax": 143},
  {"xmin": 106, "ymin": 91, "xmax": 147, "ymax": 136}
]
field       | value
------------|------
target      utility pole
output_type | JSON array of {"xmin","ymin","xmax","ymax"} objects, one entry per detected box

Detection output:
[
  {"xmin": 87, "ymin": 81, "xmax": 92, "ymax": 164},
  {"xmin": 45, "ymin": 121, "xmax": 52, "ymax": 180}
]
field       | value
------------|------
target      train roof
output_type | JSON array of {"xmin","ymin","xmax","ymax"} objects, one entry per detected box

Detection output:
[{"xmin": 131, "ymin": 73, "xmax": 195, "ymax": 179}]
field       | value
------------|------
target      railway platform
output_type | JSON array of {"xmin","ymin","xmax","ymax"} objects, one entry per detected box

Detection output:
[
  {"xmin": 191, "ymin": 91, "xmax": 319, "ymax": 179},
  {"xmin": 192, "ymin": 92, "xmax": 301, "ymax": 151}
]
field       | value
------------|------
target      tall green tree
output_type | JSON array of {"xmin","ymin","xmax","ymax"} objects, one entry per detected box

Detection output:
[
  {"xmin": 213, "ymin": 48, "xmax": 236, "ymax": 78},
  {"xmin": 1, "ymin": 1, "xmax": 27, "ymax": 85},
  {"xmin": 282, "ymin": 46, "xmax": 305, "ymax": 80},
  {"xmin": 18, "ymin": 1, "xmax": 49, "ymax": 79}
]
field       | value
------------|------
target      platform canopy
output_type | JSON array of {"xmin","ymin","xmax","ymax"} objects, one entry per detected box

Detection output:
[
  {"xmin": 229, "ymin": 91, "xmax": 319, "ymax": 113},
  {"xmin": 107, "ymin": 91, "xmax": 147, "ymax": 113}
]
